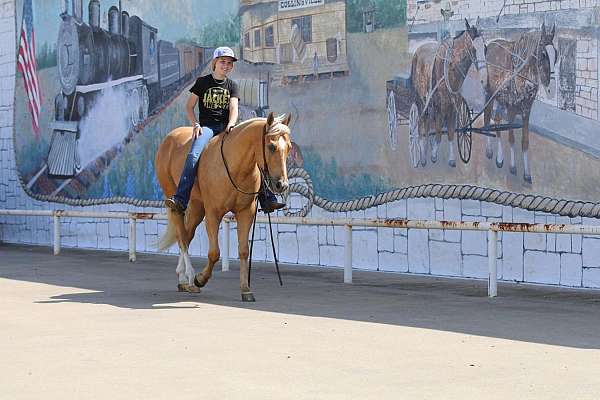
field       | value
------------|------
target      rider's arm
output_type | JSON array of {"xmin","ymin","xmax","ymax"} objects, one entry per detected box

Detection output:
[
  {"xmin": 186, "ymin": 93, "xmax": 199, "ymax": 126},
  {"xmin": 227, "ymin": 97, "xmax": 239, "ymax": 132}
]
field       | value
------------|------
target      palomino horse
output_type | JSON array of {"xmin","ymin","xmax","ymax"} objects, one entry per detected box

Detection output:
[
  {"xmin": 155, "ymin": 113, "xmax": 292, "ymax": 301},
  {"xmin": 484, "ymin": 23, "xmax": 556, "ymax": 183},
  {"xmin": 411, "ymin": 18, "xmax": 487, "ymax": 167}
]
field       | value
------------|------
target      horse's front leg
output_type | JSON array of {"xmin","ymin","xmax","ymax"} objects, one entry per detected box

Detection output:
[
  {"xmin": 507, "ymin": 109, "xmax": 517, "ymax": 174},
  {"xmin": 495, "ymin": 111, "xmax": 504, "ymax": 169},
  {"xmin": 419, "ymin": 117, "xmax": 429, "ymax": 168},
  {"xmin": 485, "ymin": 100, "xmax": 494, "ymax": 159},
  {"xmin": 235, "ymin": 203, "xmax": 257, "ymax": 302},
  {"xmin": 522, "ymin": 111, "xmax": 532, "ymax": 184},
  {"xmin": 447, "ymin": 112, "xmax": 457, "ymax": 168},
  {"xmin": 194, "ymin": 212, "xmax": 220, "ymax": 288},
  {"xmin": 430, "ymin": 114, "xmax": 443, "ymax": 164}
]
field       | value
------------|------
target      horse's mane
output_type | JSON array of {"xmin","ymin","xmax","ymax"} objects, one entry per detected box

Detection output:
[{"xmin": 233, "ymin": 115, "xmax": 290, "ymax": 137}]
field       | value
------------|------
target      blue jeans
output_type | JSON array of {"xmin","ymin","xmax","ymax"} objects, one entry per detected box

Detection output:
[{"xmin": 173, "ymin": 124, "xmax": 222, "ymax": 207}]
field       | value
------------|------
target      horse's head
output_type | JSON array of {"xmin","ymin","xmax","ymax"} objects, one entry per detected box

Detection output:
[
  {"xmin": 538, "ymin": 22, "xmax": 557, "ymax": 95},
  {"xmin": 261, "ymin": 112, "xmax": 292, "ymax": 194},
  {"xmin": 464, "ymin": 17, "xmax": 487, "ymax": 87}
]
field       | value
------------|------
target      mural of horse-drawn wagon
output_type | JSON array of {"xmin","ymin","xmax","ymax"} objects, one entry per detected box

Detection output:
[
  {"xmin": 388, "ymin": 18, "xmax": 557, "ymax": 184},
  {"xmin": 386, "ymin": 19, "xmax": 487, "ymax": 168}
]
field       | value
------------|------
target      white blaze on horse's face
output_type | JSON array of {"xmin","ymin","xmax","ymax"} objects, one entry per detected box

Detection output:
[
  {"xmin": 473, "ymin": 36, "xmax": 487, "ymax": 86},
  {"xmin": 264, "ymin": 114, "xmax": 292, "ymax": 194}
]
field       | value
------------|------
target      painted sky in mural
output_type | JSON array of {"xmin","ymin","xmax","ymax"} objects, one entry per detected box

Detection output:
[{"xmin": 13, "ymin": 0, "xmax": 600, "ymax": 212}]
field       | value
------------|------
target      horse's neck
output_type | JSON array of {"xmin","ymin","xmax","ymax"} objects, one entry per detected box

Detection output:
[
  {"xmin": 225, "ymin": 123, "xmax": 262, "ymax": 173},
  {"xmin": 448, "ymin": 35, "xmax": 472, "ymax": 87}
]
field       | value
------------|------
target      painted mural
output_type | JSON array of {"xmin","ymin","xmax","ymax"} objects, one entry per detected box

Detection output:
[{"xmin": 13, "ymin": 0, "xmax": 600, "ymax": 217}]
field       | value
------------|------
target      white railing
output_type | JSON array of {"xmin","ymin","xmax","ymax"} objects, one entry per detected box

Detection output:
[{"xmin": 2, "ymin": 209, "xmax": 600, "ymax": 297}]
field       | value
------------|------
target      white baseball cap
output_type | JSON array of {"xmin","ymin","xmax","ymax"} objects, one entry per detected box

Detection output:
[{"xmin": 213, "ymin": 47, "xmax": 237, "ymax": 61}]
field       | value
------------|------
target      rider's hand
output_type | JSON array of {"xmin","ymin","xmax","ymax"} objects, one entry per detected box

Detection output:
[
  {"xmin": 226, "ymin": 123, "xmax": 234, "ymax": 133},
  {"xmin": 193, "ymin": 123, "xmax": 202, "ymax": 139}
]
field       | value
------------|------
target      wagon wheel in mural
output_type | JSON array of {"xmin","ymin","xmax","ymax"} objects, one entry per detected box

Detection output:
[
  {"xmin": 456, "ymin": 98, "xmax": 472, "ymax": 164},
  {"xmin": 387, "ymin": 91, "xmax": 398, "ymax": 150},
  {"xmin": 408, "ymin": 103, "xmax": 421, "ymax": 168},
  {"xmin": 128, "ymin": 88, "xmax": 141, "ymax": 127}
]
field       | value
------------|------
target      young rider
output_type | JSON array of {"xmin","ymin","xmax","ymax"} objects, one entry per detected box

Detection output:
[{"xmin": 165, "ymin": 46, "xmax": 285, "ymax": 214}]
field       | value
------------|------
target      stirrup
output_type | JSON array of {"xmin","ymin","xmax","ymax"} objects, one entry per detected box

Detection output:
[
  {"xmin": 165, "ymin": 198, "xmax": 186, "ymax": 215},
  {"xmin": 260, "ymin": 200, "xmax": 286, "ymax": 214}
]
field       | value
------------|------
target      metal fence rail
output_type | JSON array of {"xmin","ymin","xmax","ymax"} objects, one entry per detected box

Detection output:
[{"xmin": 2, "ymin": 209, "xmax": 600, "ymax": 297}]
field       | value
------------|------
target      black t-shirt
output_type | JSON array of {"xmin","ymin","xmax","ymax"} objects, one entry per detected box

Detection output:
[{"xmin": 189, "ymin": 74, "xmax": 239, "ymax": 127}]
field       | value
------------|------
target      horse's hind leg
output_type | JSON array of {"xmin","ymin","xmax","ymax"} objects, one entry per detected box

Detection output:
[
  {"xmin": 178, "ymin": 199, "xmax": 204, "ymax": 288},
  {"xmin": 235, "ymin": 205, "xmax": 257, "ymax": 302},
  {"xmin": 430, "ymin": 115, "xmax": 442, "ymax": 164},
  {"xmin": 419, "ymin": 117, "xmax": 429, "ymax": 168},
  {"xmin": 447, "ymin": 112, "xmax": 457, "ymax": 168},
  {"xmin": 169, "ymin": 210, "xmax": 199, "ymax": 293},
  {"xmin": 194, "ymin": 212, "xmax": 220, "ymax": 289},
  {"xmin": 484, "ymin": 101, "xmax": 494, "ymax": 159}
]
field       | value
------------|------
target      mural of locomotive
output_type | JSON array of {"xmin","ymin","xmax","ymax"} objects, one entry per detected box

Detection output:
[{"xmin": 47, "ymin": 0, "xmax": 212, "ymax": 178}]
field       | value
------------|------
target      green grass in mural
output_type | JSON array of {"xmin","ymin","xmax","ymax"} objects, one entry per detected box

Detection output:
[
  {"xmin": 177, "ymin": 13, "xmax": 240, "ymax": 47},
  {"xmin": 302, "ymin": 148, "xmax": 392, "ymax": 202},
  {"xmin": 346, "ymin": 0, "xmax": 407, "ymax": 33}
]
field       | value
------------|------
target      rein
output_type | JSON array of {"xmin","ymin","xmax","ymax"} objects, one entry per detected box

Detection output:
[{"xmin": 220, "ymin": 123, "xmax": 272, "ymax": 196}]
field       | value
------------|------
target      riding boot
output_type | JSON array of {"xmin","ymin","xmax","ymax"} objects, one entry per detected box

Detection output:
[{"xmin": 257, "ymin": 185, "xmax": 286, "ymax": 213}]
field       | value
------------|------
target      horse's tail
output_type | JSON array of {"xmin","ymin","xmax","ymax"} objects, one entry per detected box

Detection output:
[{"xmin": 157, "ymin": 209, "xmax": 178, "ymax": 251}]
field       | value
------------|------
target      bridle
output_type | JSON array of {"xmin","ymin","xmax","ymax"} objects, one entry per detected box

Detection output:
[
  {"xmin": 220, "ymin": 122, "xmax": 281, "ymax": 196},
  {"xmin": 442, "ymin": 29, "xmax": 486, "ymax": 95}
]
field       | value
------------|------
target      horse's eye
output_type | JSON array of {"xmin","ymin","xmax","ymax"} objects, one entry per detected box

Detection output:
[{"xmin": 268, "ymin": 143, "xmax": 276, "ymax": 153}]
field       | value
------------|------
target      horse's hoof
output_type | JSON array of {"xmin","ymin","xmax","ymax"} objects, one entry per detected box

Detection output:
[
  {"xmin": 486, "ymin": 149, "xmax": 493, "ymax": 159},
  {"xmin": 420, "ymin": 159, "xmax": 427, "ymax": 168},
  {"xmin": 510, "ymin": 166, "xmax": 517, "ymax": 175},
  {"xmin": 241, "ymin": 292, "xmax": 256, "ymax": 302},
  {"xmin": 431, "ymin": 154, "xmax": 438, "ymax": 164},
  {"xmin": 194, "ymin": 275, "xmax": 207, "ymax": 288},
  {"xmin": 496, "ymin": 159, "xmax": 504, "ymax": 169},
  {"xmin": 524, "ymin": 174, "xmax": 532, "ymax": 184},
  {"xmin": 178, "ymin": 283, "xmax": 201, "ymax": 293},
  {"xmin": 448, "ymin": 159, "xmax": 456, "ymax": 168}
]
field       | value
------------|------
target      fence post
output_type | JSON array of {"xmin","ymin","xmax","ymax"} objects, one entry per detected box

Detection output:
[
  {"xmin": 488, "ymin": 229, "xmax": 498, "ymax": 297},
  {"xmin": 53, "ymin": 212, "xmax": 61, "ymax": 255},
  {"xmin": 344, "ymin": 224, "xmax": 352, "ymax": 283},
  {"xmin": 129, "ymin": 216, "xmax": 136, "ymax": 262},
  {"xmin": 222, "ymin": 220, "xmax": 230, "ymax": 272}
]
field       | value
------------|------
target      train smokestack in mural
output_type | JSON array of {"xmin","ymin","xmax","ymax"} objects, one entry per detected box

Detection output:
[
  {"xmin": 108, "ymin": 6, "xmax": 120, "ymax": 34},
  {"xmin": 88, "ymin": 0, "xmax": 100, "ymax": 28},
  {"xmin": 72, "ymin": 0, "xmax": 82, "ymax": 20},
  {"xmin": 121, "ymin": 11, "xmax": 130, "ymax": 38}
]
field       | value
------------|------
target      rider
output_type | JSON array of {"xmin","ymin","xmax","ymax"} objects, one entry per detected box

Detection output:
[{"xmin": 165, "ymin": 47, "xmax": 286, "ymax": 215}]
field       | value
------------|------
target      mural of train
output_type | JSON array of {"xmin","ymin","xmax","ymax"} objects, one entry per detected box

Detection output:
[{"xmin": 47, "ymin": 0, "xmax": 213, "ymax": 178}]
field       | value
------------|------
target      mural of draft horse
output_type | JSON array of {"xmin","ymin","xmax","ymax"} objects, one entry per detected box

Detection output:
[
  {"xmin": 411, "ymin": 18, "xmax": 487, "ymax": 167},
  {"xmin": 155, "ymin": 113, "xmax": 292, "ymax": 301},
  {"xmin": 484, "ymin": 23, "xmax": 557, "ymax": 183}
]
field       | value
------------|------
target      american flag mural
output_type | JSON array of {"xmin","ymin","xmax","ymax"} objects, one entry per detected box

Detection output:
[{"xmin": 17, "ymin": 0, "xmax": 41, "ymax": 138}]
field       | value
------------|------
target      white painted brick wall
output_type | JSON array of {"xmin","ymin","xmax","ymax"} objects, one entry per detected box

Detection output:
[{"xmin": 1, "ymin": 1, "xmax": 600, "ymax": 290}]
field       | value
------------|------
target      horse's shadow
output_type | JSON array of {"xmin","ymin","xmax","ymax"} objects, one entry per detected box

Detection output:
[{"xmin": 3, "ymin": 244, "xmax": 600, "ymax": 350}]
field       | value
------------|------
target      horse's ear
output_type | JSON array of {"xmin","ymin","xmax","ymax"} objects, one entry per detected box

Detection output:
[
  {"xmin": 266, "ymin": 112, "xmax": 274, "ymax": 127},
  {"xmin": 282, "ymin": 113, "xmax": 292, "ymax": 127},
  {"xmin": 550, "ymin": 23, "xmax": 556, "ymax": 39},
  {"xmin": 465, "ymin": 18, "xmax": 470, "ymax": 30},
  {"xmin": 475, "ymin": 16, "xmax": 480, "ymax": 28},
  {"xmin": 541, "ymin": 22, "xmax": 546, "ymax": 35}
]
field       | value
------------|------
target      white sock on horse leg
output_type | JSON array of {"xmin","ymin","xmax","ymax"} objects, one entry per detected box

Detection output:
[
  {"xmin": 448, "ymin": 141, "xmax": 455, "ymax": 161},
  {"xmin": 523, "ymin": 150, "xmax": 530, "ymax": 176},
  {"xmin": 510, "ymin": 147, "xmax": 516, "ymax": 169},
  {"xmin": 497, "ymin": 139, "xmax": 504, "ymax": 163},
  {"xmin": 176, "ymin": 254, "xmax": 187, "ymax": 284},
  {"xmin": 183, "ymin": 252, "xmax": 195, "ymax": 285}
]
